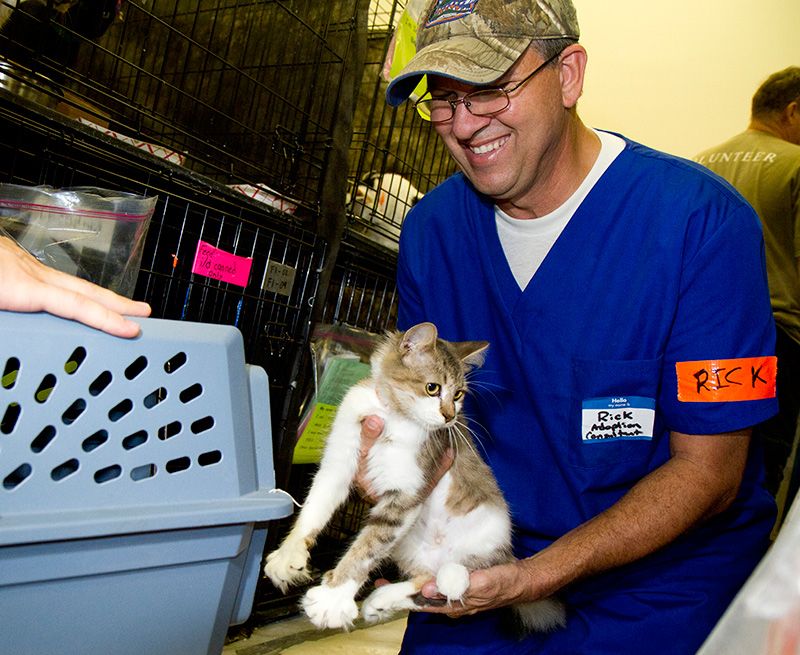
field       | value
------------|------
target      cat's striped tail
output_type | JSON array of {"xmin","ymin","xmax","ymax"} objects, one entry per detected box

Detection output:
[{"xmin": 513, "ymin": 598, "xmax": 567, "ymax": 632}]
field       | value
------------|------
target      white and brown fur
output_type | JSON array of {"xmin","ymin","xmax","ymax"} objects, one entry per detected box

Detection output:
[{"xmin": 264, "ymin": 322, "xmax": 565, "ymax": 632}]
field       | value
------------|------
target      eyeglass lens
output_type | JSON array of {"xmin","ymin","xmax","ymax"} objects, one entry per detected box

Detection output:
[{"xmin": 424, "ymin": 89, "xmax": 509, "ymax": 123}]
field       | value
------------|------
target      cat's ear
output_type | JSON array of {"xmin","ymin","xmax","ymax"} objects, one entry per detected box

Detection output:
[
  {"xmin": 400, "ymin": 323, "xmax": 438, "ymax": 365},
  {"xmin": 453, "ymin": 341, "xmax": 490, "ymax": 369},
  {"xmin": 400, "ymin": 322, "xmax": 438, "ymax": 356}
]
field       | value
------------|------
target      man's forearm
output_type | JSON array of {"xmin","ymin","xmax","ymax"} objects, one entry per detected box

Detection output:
[{"xmin": 515, "ymin": 430, "xmax": 750, "ymax": 601}]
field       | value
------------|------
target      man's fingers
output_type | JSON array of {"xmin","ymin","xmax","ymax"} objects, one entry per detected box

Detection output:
[
  {"xmin": 355, "ymin": 416, "xmax": 385, "ymax": 503},
  {"xmin": 0, "ymin": 235, "xmax": 150, "ymax": 339},
  {"xmin": 37, "ymin": 284, "xmax": 144, "ymax": 338},
  {"xmin": 359, "ymin": 415, "xmax": 384, "ymax": 460},
  {"xmin": 421, "ymin": 580, "xmax": 441, "ymax": 599},
  {"xmin": 362, "ymin": 415, "xmax": 384, "ymax": 442},
  {"xmin": 422, "ymin": 446, "xmax": 454, "ymax": 497},
  {"xmin": 438, "ymin": 447, "xmax": 455, "ymax": 473},
  {"xmin": 41, "ymin": 266, "xmax": 152, "ymax": 317}
]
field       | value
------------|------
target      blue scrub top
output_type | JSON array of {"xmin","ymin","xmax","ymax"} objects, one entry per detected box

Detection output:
[{"xmin": 396, "ymin": 138, "xmax": 777, "ymax": 654}]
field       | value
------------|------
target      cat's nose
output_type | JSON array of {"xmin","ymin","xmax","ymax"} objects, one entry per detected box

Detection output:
[{"xmin": 441, "ymin": 403, "xmax": 455, "ymax": 423}]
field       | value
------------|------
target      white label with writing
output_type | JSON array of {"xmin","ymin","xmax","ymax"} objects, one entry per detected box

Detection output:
[
  {"xmin": 263, "ymin": 261, "xmax": 296, "ymax": 296},
  {"xmin": 581, "ymin": 396, "xmax": 655, "ymax": 443}
]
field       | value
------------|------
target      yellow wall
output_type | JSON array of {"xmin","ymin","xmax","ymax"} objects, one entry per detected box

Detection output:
[{"xmin": 573, "ymin": 0, "xmax": 800, "ymax": 158}]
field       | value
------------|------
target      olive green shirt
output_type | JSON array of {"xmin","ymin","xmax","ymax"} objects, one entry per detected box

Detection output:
[{"xmin": 696, "ymin": 130, "xmax": 800, "ymax": 344}]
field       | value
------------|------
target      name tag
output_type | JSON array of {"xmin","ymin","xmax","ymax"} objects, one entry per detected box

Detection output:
[{"xmin": 582, "ymin": 396, "xmax": 655, "ymax": 443}]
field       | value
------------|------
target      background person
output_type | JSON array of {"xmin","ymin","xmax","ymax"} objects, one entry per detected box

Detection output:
[{"xmin": 695, "ymin": 67, "xmax": 800, "ymax": 517}]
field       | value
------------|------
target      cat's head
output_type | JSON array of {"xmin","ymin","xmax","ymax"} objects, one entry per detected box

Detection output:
[{"xmin": 371, "ymin": 322, "xmax": 488, "ymax": 428}]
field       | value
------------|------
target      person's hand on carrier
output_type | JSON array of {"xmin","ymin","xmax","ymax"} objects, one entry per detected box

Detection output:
[{"xmin": 0, "ymin": 235, "xmax": 151, "ymax": 337}]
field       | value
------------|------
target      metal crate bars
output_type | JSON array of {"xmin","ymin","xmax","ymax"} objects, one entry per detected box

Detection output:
[
  {"xmin": 346, "ymin": 0, "xmax": 457, "ymax": 252},
  {"xmin": 0, "ymin": 0, "xmax": 358, "ymax": 212}
]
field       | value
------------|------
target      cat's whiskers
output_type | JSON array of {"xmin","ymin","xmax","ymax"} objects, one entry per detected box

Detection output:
[
  {"xmin": 465, "ymin": 379, "xmax": 505, "ymax": 408},
  {"xmin": 454, "ymin": 418, "xmax": 494, "ymax": 458},
  {"xmin": 442, "ymin": 424, "xmax": 459, "ymax": 457},
  {"xmin": 449, "ymin": 420, "xmax": 482, "ymax": 461},
  {"xmin": 465, "ymin": 367, "xmax": 506, "ymax": 385}
]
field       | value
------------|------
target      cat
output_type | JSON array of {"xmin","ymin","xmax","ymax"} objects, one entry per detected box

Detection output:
[{"xmin": 264, "ymin": 322, "xmax": 565, "ymax": 632}]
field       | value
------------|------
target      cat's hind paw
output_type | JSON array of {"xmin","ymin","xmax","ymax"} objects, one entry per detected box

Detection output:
[
  {"xmin": 361, "ymin": 581, "xmax": 417, "ymax": 624},
  {"xmin": 435, "ymin": 562, "xmax": 470, "ymax": 602},
  {"xmin": 302, "ymin": 580, "xmax": 360, "ymax": 630},
  {"xmin": 263, "ymin": 543, "xmax": 312, "ymax": 593}
]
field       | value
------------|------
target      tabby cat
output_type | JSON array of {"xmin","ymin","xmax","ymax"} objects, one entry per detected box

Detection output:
[{"xmin": 264, "ymin": 322, "xmax": 565, "ymax": 632}]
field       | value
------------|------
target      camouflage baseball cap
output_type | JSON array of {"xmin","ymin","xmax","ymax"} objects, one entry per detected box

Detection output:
[{"xmin": 386, "ymin": 0, "xmax": 580, "ymax": 106}]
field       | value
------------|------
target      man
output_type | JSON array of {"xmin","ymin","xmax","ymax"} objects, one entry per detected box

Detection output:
[
  {"xmin": 359, "ymin": 1, "xmax": 779, "ymax": 653},
  {"xmin": 695, "ymin": 67, "xmax": 800, "ymax": 514}
]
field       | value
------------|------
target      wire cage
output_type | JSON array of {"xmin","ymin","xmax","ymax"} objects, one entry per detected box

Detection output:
[
  {"xmin": 345, "ymin": 0, "xmax": 457, "ymax": 253},
  {"xmin": 0, "ymin": 0, "xmax": 357, "ymax": 213},
  {"xmin": 322, "ymin": 241, "xmax": 399, "ymax": 332}
]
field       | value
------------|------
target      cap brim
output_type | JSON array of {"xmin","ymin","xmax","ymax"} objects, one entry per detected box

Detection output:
[{"xmin": 386, "ymin": 35, "xmax": 531, "ymax": 106}]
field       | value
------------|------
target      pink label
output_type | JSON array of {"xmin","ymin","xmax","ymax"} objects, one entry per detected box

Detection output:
[{"xmin": 191, "ymin": 240, "xmax": 252, "ymax": 287}]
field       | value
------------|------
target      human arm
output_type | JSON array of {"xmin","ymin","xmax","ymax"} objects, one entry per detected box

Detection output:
[
  {"xmin": 0, "ymin": 235, "xmax": 151, "ymax": 337},
  {"xmin": 417, "ymin": 428, "xmax": 751, "ymax": 615}
]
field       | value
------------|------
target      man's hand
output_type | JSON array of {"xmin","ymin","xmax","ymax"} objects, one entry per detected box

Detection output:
[
  {"xmin": 415, "ymin": 561, "xmax": 541, "ymax": 618},
  {"xmin": 0, "ymin": 235, "xmax": 151, "ymax": 337},
  {"xmin": 355, "ymin": 415, "xmax": 455, "ymax": 502}
]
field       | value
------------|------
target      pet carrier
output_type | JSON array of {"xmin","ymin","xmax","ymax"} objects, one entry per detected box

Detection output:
[{"xmin": 0, "ymin": 311, "xmax": 293, "ymax": 655}]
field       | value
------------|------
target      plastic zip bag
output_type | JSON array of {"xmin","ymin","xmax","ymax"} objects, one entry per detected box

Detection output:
[{"xmin": 0, "ymin": 184, "xmax": 156, "ymax": 297}]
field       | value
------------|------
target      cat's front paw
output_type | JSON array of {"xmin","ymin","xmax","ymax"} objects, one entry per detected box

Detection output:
[
  {"xmin": 263, "ymin": 543, "xmax": 311, "ymax": 593},
  {"xmin": 302, "ymin": 580, "xmax": 360, "ymax": 630},
  {"xmin": 435, "ymin": 562, "xmax": 470, "ymax": 602}
]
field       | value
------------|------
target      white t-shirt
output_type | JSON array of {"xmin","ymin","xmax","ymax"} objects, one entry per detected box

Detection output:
[{"xmin": 496, "ymin": 130, "xmax": 625, "ymax": 290}]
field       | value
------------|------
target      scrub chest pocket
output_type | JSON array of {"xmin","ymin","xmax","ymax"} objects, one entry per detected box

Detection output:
[{"xmin": 569, "ymin": 357, "xmax": 663, "ymax": 471}]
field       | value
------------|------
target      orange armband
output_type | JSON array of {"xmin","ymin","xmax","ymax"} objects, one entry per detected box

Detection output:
[{"xmin": 676, "ymin": 356, "xmax": 777, "ymax": 402}]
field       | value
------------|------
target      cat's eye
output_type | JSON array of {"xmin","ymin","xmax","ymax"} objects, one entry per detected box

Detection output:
[
  {"xmin": 454, "ymin": 390, "xmax": 465, "ymax": 401},
  {"xmin": 425, "ymin": 383, "xmax": 441, "ymax": 397}
]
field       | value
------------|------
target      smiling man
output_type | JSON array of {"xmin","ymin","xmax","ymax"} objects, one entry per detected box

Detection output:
[{"xmin": 369, "ymin": 1, "xmax": 780, "ymax": 653}]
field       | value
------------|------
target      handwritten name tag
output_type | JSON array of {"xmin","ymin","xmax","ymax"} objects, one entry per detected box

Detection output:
[
  {"xmin": 582, "ymin": 396, "xmax": 655, "ymax": 443},
  {"xmin": 191, "ymin": 240, "xmax": 252, "ymax": 287}
]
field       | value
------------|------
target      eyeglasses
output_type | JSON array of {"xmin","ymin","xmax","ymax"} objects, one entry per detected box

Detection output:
[{"xmin": 415, "ymin": 51, "xmax": 562, "ymax": 124}]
